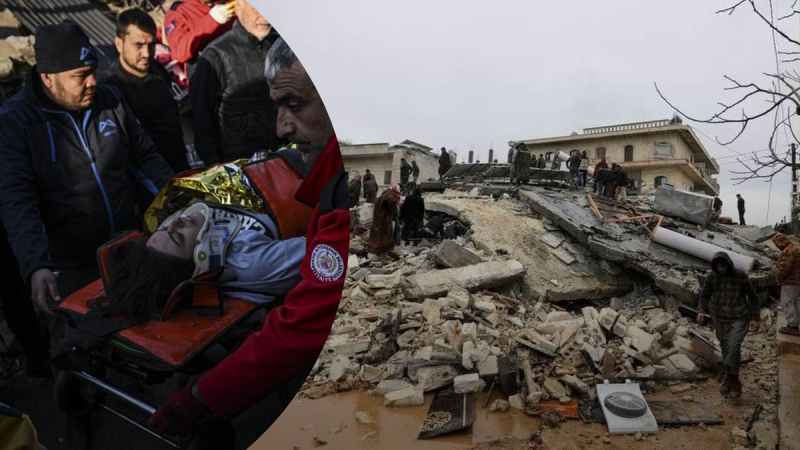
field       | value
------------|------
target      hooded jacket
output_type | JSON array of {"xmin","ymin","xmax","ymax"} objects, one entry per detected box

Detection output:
[
  {"xmin": 196, "ymin": 136, "xmax": 348, "ymax": 419},
  {"xmin": 773, "ymin": 234, "xmax": 800, "ymax": 285},
  {"xmin": 0, "ymin": 70, "xmax": 173, "ymax": 281},
  {"xmin": 698, "ymin": 252, "xmax": 760, "ymax": 321}
]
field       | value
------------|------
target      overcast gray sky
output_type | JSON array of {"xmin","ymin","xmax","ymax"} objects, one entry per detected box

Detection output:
[{"xmin": 254, "ymin": 0, "xmax": 798, "ymax": 226}]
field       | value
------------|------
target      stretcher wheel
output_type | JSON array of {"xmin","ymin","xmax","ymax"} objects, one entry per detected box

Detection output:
[
  {"xmin": 186, "ymin": 418, "xmax": 235, "ymax": 450},
  {"xmin": 54, "ymin": 372, "xmax": 86, "ymax": 414}
]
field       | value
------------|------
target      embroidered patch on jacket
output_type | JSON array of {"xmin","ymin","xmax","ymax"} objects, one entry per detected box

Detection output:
[{"xmin": 310, "ymin": 244, "xmax": 344, "ymax": 282}]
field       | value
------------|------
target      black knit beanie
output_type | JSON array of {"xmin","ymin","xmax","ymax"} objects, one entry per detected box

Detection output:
[{"xmin": 34, "ymin": 21, "xmax": 97, "ymax": 74}]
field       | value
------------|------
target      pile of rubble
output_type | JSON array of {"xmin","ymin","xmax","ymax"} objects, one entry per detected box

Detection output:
[{"xmin": 0, "ymin": 8, "xmax": 34, "ymax": 100}]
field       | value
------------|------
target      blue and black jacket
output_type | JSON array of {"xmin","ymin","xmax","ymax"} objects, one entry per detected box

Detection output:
[{"xmin": 0, "ymin": 68, "xmax": 174, "ymax": 282}]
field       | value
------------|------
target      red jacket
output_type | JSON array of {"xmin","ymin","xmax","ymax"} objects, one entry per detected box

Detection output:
[
  {"xmin": 159, "ymin": 0, "xmax": 234, "ymax": 65},
  {"xmin": 196, "ymin": 137, "xmax": 349, "ymax": 419}
]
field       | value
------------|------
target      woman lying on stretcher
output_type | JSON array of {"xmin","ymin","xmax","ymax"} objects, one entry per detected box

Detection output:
[{"xmin": 91, "ymin": 202, "xmax": 305, "ymax": 324}]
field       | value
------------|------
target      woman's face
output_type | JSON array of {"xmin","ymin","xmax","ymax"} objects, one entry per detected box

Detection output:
[{"xmin": 147, "ymin": 212, "xmax": 205, "ymax": 259}]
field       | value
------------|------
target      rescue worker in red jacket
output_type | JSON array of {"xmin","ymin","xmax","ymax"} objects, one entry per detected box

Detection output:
[
  {"xmin": 159, "ymin": 0, "xmax": 235, "ymax": 75},
  {"xmin": 148, "ymin": 37, "xmax": 348, "ymax": 435}
]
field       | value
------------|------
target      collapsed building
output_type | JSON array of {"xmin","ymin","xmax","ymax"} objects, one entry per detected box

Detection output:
[{"xmin": 303, "ymin": 180, "xmax": 785, "ymax": 449}]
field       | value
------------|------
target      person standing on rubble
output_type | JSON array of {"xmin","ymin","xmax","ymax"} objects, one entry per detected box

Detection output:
[
  {"xmin": 737, "ymin": 194, "xmax": 746, "ymax": 226},
  {"xmin": 400, "ymin": 157, "xmax": 412, "ymax": 192},
  {"xmin": 593, "ymin": 156, "xmax": 608, "ymax": 192},
  {"xmin": 578, "ymin": 150, "xmax": 589, "ymax": 188},
  {"xmin": 708, "ymin": 196, "xmax": 723, "ymax": 227},
  {"xmin": 611, "ymin": 163, "xmax": 629, "ymax": 201},
  {"xmin": 537, "ymin": 154, "xmax": 546, "ymax": 169},
  {"xmin": 411, "ymin": 160, "xmax": 420, "ymax": 184},
  {"xmin": 567, "ymin": 150, "xmax": 581, "ymax": 189},
  {"xmin": 400, "ymin": 187, "xmax": 424, "ymax": 245},
  {"xmin": 368, "ymin": 185, "xmax": 401, "ymax": 256},
  {"xmin": 348, "ymin": 172, "xmax": 362, "ymax": 208},
  {"xmin": 363, "ymin": 170, "xmax": 378, "ymax": 204},
  {"xmin": 773, "ymin": 234, "xmax": 800, "ymax": 336},
  {"xmin": 438, "ymin": 147, "xmax": 452, "ymax": 180},
  {"xmin": 696, "ymin": 252, "xmax": 760, "ymax": 399}
]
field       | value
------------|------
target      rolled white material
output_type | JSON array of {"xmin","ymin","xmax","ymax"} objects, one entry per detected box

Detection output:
[
  {"xmin": 651, "ymin": 227, "xmax": 755, "ymax": 273},
  {"xmin": 587, "ymin": 166, "xmax": 595, "ymax": 177},
  {"xmin": 555, "ymin": 150, "xmax": 570, "ymax": 162}
]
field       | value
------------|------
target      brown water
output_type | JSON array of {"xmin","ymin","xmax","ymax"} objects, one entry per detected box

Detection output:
[{"xmin": 252, "ymin": 390, "xmax": 541, "ymax": 450}]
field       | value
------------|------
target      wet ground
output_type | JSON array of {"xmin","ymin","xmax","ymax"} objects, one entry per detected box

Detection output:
[{"xmin": 256, "ymin": 372, "xmax": 774, "ymax": 450}]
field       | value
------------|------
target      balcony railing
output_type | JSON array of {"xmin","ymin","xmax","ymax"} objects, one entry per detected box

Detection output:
[{"xmin": 583, "ymin": 119, "xmax": 672, "ymax": 135}]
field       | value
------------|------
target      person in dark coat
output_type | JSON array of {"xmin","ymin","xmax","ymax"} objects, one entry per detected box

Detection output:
[
  {"xmin": 400, "ymin": 187, "xmax": 424, "ymax": 244},
  {"xmin": 610, "ymin": 163, "xmax": 629, "ymax": 201},
  {"xmin": 594, "ymin": 167, "xmax": 612, "ymax": 196},
  {"xmin": 696, "ymin": 252, "xmax": 760, "ymax": 399},
  {"xmin": 512, "ymin": 148, "xmax": 532, "ymax": 185},
  {"xmin": 368, "ymin": 186, "xmax": 401, "ymax": 256},
  {"xmin": 567, "ymin": 151, "xmax": 581, "ymax": 189},
  {"xmin": 578, "ymin": 150, "xmax": 589, "ymax": 187},
  {"xmin": 363, "ymin": 170, "xmax": 378, "ymax": 204},
  {"xmin": 737, "ymin": 194, "xmax": 746, "ymax": 225},
  {"xmin": 191, "ymin": 0, "xmax": 285, "ymax": 165},
  {"xmin": 102, "ymin": 8, "xmax": 189, "ymax": 172},
  {"xmin": 537, "ymin": 154, "xmax": 546, "ymax": 169},
  {"xmin": 438, "ymin": 147, "xmax": 452, "ymax": 179},
  {"xmin": 348, "ymin": 172, "xmax": 362, "ymax": 208},
  {"xmin": 400, "ymin": 157, "xmax": 412, "ymax": 192},
  {"xmin": 411, "ymin": 160, "xmax": 420, "ymax": 184}
]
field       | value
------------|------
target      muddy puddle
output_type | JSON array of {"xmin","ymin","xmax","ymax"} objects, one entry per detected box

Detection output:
[{"xmin": 254, "ymin": 390, "xmax": 541, "ymax": 449}]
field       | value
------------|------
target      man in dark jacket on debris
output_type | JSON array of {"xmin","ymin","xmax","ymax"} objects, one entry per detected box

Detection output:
[
  {"xmin": 696, "ymin": 252, "xmax": 760, "ymax": 399},
  {"xmin": 737, "ymin": 194, "xmax": 746, "ymax": 226},
  {"xmin": 567, "ymin": 151, "xmax": 581, "ymax": 189},
  {"xmin": 400, "ymin": 157, "xmax": 412, "ymax": 192},
  {"xmin": 400, "ymin": 187, "xmax": 425, "ymax": 244},
  {"xmin": 191, "ymin": 0, "xmax": 285, "ymax": 164},
  {"xmin": 537, "ymin": 154, "xmax": 546, "ymax": 169},
  {"xmin": 102, "ymin": 8, "xmax": 189, "ymax": 173},
  {"xmin": 363, "ymin": 170, "xmax": 378, "ymax": 203},
  {"xmin": 411, "ymin": 160, "xmax": 420, "ymax": 184},
  {"xmin": 611, "ymin": 163, "xmax": 629, "ymax": 201},
  {"xmin": 0, "ymin": 22, "xmax": 173, "ymax": 312},
  {"xmin": 438, "ymin": 147, "xmax": 452, "ymax": 180}
]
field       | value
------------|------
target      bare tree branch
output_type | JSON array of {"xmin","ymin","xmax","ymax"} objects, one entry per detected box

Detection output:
[{"xmin": 717, "ymin": 0, "xmax": 800, "ymax": 46}]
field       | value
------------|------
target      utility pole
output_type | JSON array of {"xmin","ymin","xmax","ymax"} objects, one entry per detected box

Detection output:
[{"xmin": 791, "ymin": 142, "xmax": 798, "ymax": 235}]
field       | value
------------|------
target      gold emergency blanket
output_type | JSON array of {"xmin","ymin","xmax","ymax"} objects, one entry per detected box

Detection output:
[{"xmin": 144, "ymin": 160, "xmax": 265, "ymax": 234}]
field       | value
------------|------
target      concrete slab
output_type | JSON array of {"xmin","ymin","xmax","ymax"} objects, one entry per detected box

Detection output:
[
  {"xmin": 779, "ymin": 354, "xmax": 800, "ymax": 450},
  {"xmin": 777, "ymin": 312, "xmax": 800, "ymax": 357},
  {"xmin": 406, "ymin": 260, "xmax": 525, "ymax": 300}
]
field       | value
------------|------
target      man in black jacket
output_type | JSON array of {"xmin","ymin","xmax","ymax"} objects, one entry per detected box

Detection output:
[
  {"xmin": 0, "ymin": 22, "xmax": 174, "ymax": 314},
  {"xmin": 101, "ymin": 8, "xmax": 189, "ymax": 173},
  {"xmin": 737, "ymin": 194, "xmax": 746, "ymax": 225},
  {"xmin": 400, "ymin": 157, "xmax": 412, "ymax": 192},
  {"xmin": 400, "ymin": 187, "xmax": 425, "ymax": 244},
  {"xmin": 190, "ymin": 0, "xmax": 285, "ymax": 164}
]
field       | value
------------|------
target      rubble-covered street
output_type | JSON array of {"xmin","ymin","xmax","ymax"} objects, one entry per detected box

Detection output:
[{"xmin": 261, "ymin": 184, "xmax": 785, "ymax": 450}]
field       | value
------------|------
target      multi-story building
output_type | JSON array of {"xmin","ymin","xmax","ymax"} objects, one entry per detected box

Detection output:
[
  {"xmin": 341, "ymin": 139, "xmax": 440, "ymax": 192},
  {"xmin": 511, "ymin": 118, "xmax": 720, "ymax": 195}
]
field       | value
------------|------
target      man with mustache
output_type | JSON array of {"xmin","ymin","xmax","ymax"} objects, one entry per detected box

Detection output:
[
  {"xmin": 0, "ymin": 21, "xmax": 174, "ymax": 322},
  {"xmin": 190, "ymin": 0, "xmax": 285, "ymax": 164},
  {"xmin": 102, "ymin": 8, "xmax": 189, "ymax": 173},
  {"xmin": 149, "ymin": 37, "xmax": 348, "ymax": 437}
]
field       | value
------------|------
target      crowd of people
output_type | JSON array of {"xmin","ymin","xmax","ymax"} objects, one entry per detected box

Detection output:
[{"xmin": 0, "ymin": 3, "xmax": 347, "ymax": 448}]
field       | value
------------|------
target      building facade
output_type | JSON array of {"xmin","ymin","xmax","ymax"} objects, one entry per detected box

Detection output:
[
  {"xmin": 510, "ymin": 119, "xmax": 720, "ymax": 195},
  {"xmin": 341, "ymin": 139, "xmax": 440, "ymax": 194}
]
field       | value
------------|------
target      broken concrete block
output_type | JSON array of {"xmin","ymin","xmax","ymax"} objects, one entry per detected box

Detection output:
[
  {"xmin": 435, "ymin": 240, "xmax": 483, "ymax": 268},
  {"xmin": 648, "ymin": 312, "xmax": 673, "ymax": 333},
  {"xmin": 478, "ymin": 354, "xmax": 499, "ymax": 377},
  {"xmin": 406, "ymin": 260, "xmax": 525, "ymax": 300},
  {"xmin": 422, "ymin": 299, "xmax": 443, "ymax": 325},
  {"xmin": 731, "ymin": 428, "xmax": 749, "ymax": 447},
  {"xmin": 610, "ymin": 297, "xmax": 624, "ymax": 311},
  {"xmin": 374, "ymin": 379, "xmax": 414, "ymax": 395},
  {"xmin": 374, "ymin": 289, "xmax": 392, "ymax": 302},
  {"xmin": 508, "ymin": 394, "xmax": 525, "ymax": 410},
  {"xmin": 486, "ymin": 311, "xmax": 502, "ymax": 327},
  {"xmin": 541, "ymin": 233, "xmax": 564, "ymax": 249},
  {"xmin": 350, "ymin": 285, "xmax": 370, "ymax": 301},
  {"xmin": 598, "ymin": 308, "xmax": 628, "ymax": 337},
  {"xmin": 347, "ymin": 254, "xmax": 360, "ymax": 274},
  {"xmin": 413, "ymin": 346, "xmax": 433, "ymax": 362},
  {"xmin": 474, "ymin": 301, "xmax": 497, "ymax": 313},
  {"xmin": 543, "ymin": 378, "xmax": 567, "ymax": 399},
  {"xmin": 506, "ymin": 316, "xmax": 524, "ymax": 328},
  {"xmin": 448, "ymin": 286, "xmax": 472, "ymax": 308},
  {"xmin": 490, "ymin": 399, "xmax": 510, "ymax": 412},
  {"xmin": 366, "ymin": 271, "xmax": 402, "ymax": 289},
  {"xmin": 396, "ymin": 330, "xmax": 417, "ymax": 349},
  {"xmin": 560, "ymin": 375, "xmax": 590, "ymax": 395},
  {"xmin": 326, "ymin": 335, "xmax": 371, "ymax": 356},
  {"xmin": 519, "ymin": 329, "xmax": 557, "ymax": 354},
  {"xmin": 415, "ymin": 365, "xmax": 458, "ymax": 392},
  {"xmin": 625, "ymin": 326, "xmax": 655, "ymax": 354},
  {"xmin": 462, "ymin": 341, "xmax": 476, "ymax": 370},
  {"xmin": 462, "ymin": 322, "xmax": 478, "ymax": 342},
  {"xmin": 546, "ymin": 311, "xmax": 574, "ymax": 323},
  {"xmin": 453, "ymin": 373, "xmax": 486, "ymax": 394},
  {"xmin": 667, "ymin": 354, "xmax": 697, "ymax": 373},
  {"xmin": 558, "ymin": 321, "xmax": 580, "ymax": 349},
  {"xmin": 360, "ymin": 365, "xmax": 387, "ymax": 383},
  {"xmin": 329, "ymin": 355, "xmax": 351, "ymax": 382},
  {"xmin": 383, "ymin": 386, "xmax": 424, "ymax": 406},
  {"xmin": 552, "ymin": 248, "xmax": 576, "ymax": 265}
]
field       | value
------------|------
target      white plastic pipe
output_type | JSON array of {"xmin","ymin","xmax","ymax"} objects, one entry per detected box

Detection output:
[
  {"xmin": 554, "ymin": 149, "xmax": 570, "ymax": 162},
  {"xmin": 651, "ymin": 227, "xmax": 755, "ymax": 273}
]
